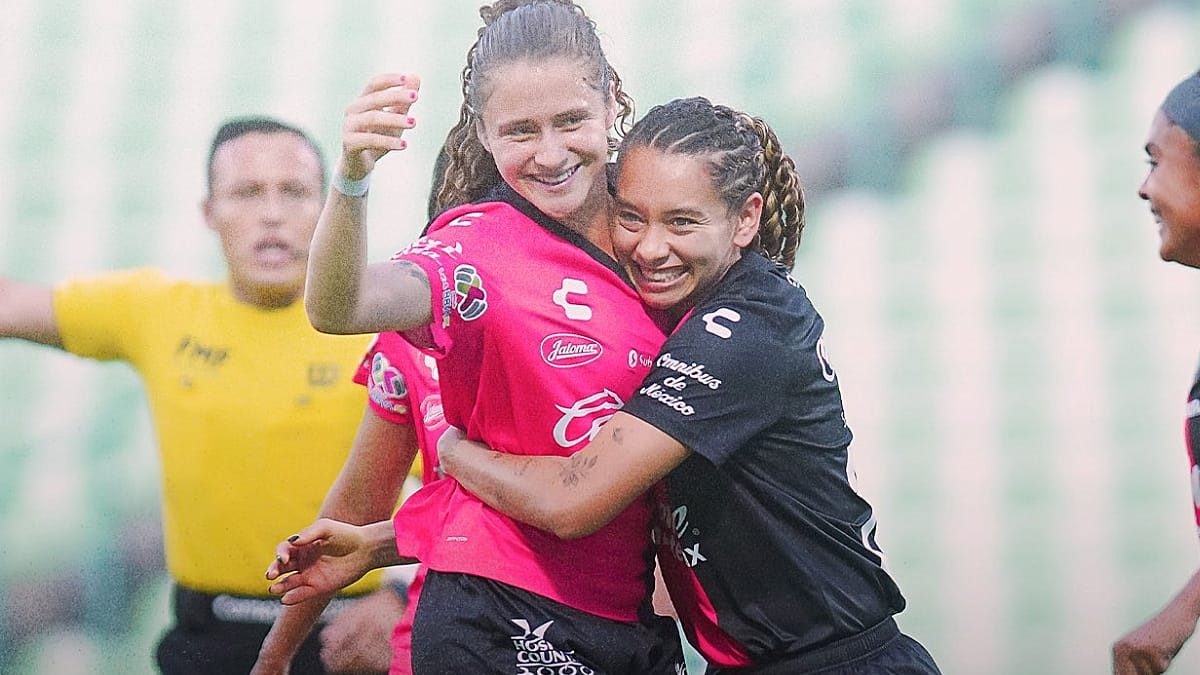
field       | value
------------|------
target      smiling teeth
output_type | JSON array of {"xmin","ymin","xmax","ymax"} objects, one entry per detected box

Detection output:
[
  {"xmin": 641, "ymin": 269, "xmax": 683, "ymax": 283},
  {"xmin": 537, "ymin": 167, "xmax": 577, "ymax": 185}
]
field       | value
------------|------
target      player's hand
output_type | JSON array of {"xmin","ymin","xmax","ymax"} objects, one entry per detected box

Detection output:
[
  {"xmin": 266, "ymin": 518, "xmax": 375, "ymax": 605},
  {"xmin": 435, "ymin": 425, "xmax": 466, "ymax": 470},
  {"xmin": 339, "ymin": 72, "xmax": 422, "ymax": 180},
  {"xmin": 319, "ymin": 587, "xmax": 407, "ymax": 673},
  {"xmin": 1112, "ymin": 605, "xmax": 1197, "ymax": 675}
]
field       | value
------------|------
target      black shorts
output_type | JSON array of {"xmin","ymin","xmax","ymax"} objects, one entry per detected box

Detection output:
[
  {"xmin": 706, "ymin": 618, "xmax": 941, "ymax": 675},
  {"xmin": 410, "ymin": 570, "xmax": 685, "ymax": 674},
  {"xmin": 156, "ymin": 584, "xmax": 363, "ymax": 675}
]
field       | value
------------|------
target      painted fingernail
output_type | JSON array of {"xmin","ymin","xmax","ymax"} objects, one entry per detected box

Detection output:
[
  {"xmin": 407, "ymin": 117, "xmax": 416, "ymax": 126},
  {"xmin": 408, "ymin": 91, "xmax": 417, "ymax": 101},
  {"xmin": 399, "ymin": 140, "xmax": 408, "ymax": 150},
  {"xmin": 288, "ymin": 535, "xmax": 299, "ymax": 542}
]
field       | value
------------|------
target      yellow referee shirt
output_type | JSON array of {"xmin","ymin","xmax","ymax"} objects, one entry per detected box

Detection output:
[{"xmin": 54, "ymin": 269, "xmax": 375, "ymax": 597}]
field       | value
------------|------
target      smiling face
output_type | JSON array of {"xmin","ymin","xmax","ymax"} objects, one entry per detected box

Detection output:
[
  {"xmin": 613, "ymin": 146, "xmax": 761, "ymax": 318},
  {"xmin": 475, "ymin": 58, "xmax": 616, "ymax": 236},
  {"xmin": 1139, "ymin": 109, "xmax": 1200, "ymax": 268},
  {"xmin": 203, "ymin": 130, "xmax": 325, "ymax": 308}
]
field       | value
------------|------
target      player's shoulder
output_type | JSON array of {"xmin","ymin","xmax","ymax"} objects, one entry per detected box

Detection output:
[
  {"xmin": 424, "ymin": 200, "xmax": 527, "ymax": 237},
  {"xmin": 678, "ymin": 256, "xmax": 820, "ymax": 358},
  {"xmin": 58, "ymin": 267, "xmax": 189, "ymax": 302}
]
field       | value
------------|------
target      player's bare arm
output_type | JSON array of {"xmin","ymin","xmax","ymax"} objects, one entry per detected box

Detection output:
[
  {"xmin": 305, "ymin": 73, "xmax": 432, "ymax": 335},
  {"xmin": 0, "ymin": 277, "xmax": 62, "ymax": 347},
  {"xmin": 440, "ymin": 412, "xmax": 690, "ymax": 539}
]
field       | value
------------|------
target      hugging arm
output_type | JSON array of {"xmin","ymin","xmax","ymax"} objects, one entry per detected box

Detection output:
[{"xmin": 439, "ymin": 412, "xmax": 689, "ymax": 539}]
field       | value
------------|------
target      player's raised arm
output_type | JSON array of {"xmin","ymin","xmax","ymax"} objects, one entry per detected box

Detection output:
[{"xmin": 305, "ymin": 73, "xmax": 433, "ymax": 336}]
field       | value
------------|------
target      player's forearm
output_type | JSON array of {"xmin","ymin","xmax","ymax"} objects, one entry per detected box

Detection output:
[
  {"xmin": 362, "ymin": 519, "xmax": 413, "ymax": 568},
  {"xmin": 441, "ymin": 440, "xmax": 601, "ymax": 538},
  {"xmin": 305, "ymin": 175, "xmax": 372, "ymax": 334},
  {"xmin": 1171, "ymin": 568, "xmax": 1200, "ymax": 623},
  {"xmin": 0, "ymin": 277, "xmax": 63, "ymax": 347},
  {"xmin": 319, "ymin": 412, "xmax": 418, "ymax": 524},
  {"xmin": 254, "ymin": 596, "xmax": 332, "ymax": 673}
]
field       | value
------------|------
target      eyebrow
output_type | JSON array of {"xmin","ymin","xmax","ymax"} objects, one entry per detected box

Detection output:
[{"xmin": 495, "ymin": 107, "xmax": 592, "ymax": 133}]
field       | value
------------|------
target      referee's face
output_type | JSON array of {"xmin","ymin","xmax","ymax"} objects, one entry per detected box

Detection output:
[
  {"xmin": 204, "ymin": 131, "xmax": 325, "ymax": 308},
  {"xmin": 613, "ymin": 147, "xmax": 761, "ymax": 317}
]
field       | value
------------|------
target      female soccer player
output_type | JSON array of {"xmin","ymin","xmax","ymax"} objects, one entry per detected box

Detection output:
[
  {"xmin": 438, "ymin": 97, "xmax": 945, "ymax": 673},
  {"xmin": 270, "ymin": 1, "xmax": 684, "ymax": 672}
]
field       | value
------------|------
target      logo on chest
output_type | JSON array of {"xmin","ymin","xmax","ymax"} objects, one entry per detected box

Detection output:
[
  {"xmin": 174, "ymin": 336, "xmax": 229, "ymax": 368},
  {"xmin": 553, "ymin": 389, "xmax": 624, "ymax": 447},
  {"xmin": 552, "ymin": 278, "xmax": 592, "ymax": 321},
  {"xmin": 539, "ymin": 333, "xmax": 603, "ymax": 368}
]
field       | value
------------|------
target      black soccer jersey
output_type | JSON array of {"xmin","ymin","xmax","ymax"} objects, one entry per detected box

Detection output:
[
  {"xmin": 1186, "ymin": 358, "xmax": 1200, "ymax": 534},
  {"xmin": 622, "ymin": 252, "xmax": 907, "ymax": 668}
]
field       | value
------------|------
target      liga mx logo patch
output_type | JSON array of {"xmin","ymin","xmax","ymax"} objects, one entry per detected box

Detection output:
[{"xmin": 453, "ymin": 264, "xmax": 487, "ymax": 321}]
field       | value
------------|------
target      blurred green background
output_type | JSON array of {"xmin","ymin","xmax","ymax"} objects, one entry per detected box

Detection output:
[{"xmin": 3, "ymin": 0, "xmax": 1200, "ymax": 673}]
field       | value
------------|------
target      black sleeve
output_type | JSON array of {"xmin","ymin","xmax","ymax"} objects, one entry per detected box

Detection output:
[{"xmin": 622, "ymin": 298, "xmax": 805, "ymax": 466}]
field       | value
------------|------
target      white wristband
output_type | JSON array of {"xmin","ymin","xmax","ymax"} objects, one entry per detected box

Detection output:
[{"xmin": 332, "ymin": 171, "xmax": 370, "ymax": 197}]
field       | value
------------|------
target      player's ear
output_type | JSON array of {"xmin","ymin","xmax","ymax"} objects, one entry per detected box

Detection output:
[
  {"xmin": 202, "ymin": 197, "xmax": 217, "ymax": 232},
  {"xmin": 733, "ymin": 193, "xmax": 762, "ymax": 248}
]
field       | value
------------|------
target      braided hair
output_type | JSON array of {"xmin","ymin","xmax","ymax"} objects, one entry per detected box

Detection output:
[
  {"xmin": 616, "ymin": 97, "xmax": 804, "ymax": 268},
  {"xmin": 430, "ymin": 0, "xmax": 634, "ymax": 215}
]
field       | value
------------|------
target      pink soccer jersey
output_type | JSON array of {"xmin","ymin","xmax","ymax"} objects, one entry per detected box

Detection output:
[
  {"xmin": 390, "ymin": 191, "xmax": 672, "ymax": 622},
  {"xmin": 353, "ymin": 331, "xmax": 447, "ymax": 484},
  {"xmin": 353, "ymin": 331, "xmax": 445, "ymax": 675}
]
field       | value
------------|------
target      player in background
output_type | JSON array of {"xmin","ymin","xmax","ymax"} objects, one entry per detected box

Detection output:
[
  {"xmin": 0, "ymin": 116, "xmax": 401, "ymax": 673},
  {"xmin": 1113, "ymin": 69, "xmax": 1200, "ymax": 675}
]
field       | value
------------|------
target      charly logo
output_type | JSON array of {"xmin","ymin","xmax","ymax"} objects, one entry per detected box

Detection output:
[
  {"xmin": 1193, "ymin": 465, "xmax": 1200, "ymax": 512},
  {"xmin": 552, "ymin": 278, "xmax": 592, "ymax": 321},
  {"xmin": 453, "ymin": 264, "xmax": 488, "ymax": 321},
  {"xmin": 816, "ymin": 335, "xmax": 836, "ymax": 383},
  {"xmin": 540, "ymin": 333, "xmax": 603, "ymax": 368},
  {"xmin": 509, "ymin": 619, "xmax": 593, "ymax": 674},
  {"xmin": 701, "ymin": 307, "xmax": 740, "ymax": 339},
  {"xmin": 553, "ymin": 390, "xmax": 624, "ymax": 447},
  {"xmin": 445, "ymin": 211, "xmax": 484, "ymax": 227}
]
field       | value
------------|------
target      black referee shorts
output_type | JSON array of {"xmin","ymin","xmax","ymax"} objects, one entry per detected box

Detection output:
[
  {"xmin": 410, "ymin": 570, "xmax": 685, "ymax": 674},
  {"xmin": 155, "ymin": 584, "xmax": 363, "ymax": 675}
]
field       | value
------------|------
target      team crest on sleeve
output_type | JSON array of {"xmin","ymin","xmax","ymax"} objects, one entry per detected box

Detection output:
[
  {"xmin": 369, "ymin": 352, "xmax": 409, "ymax": 414},
  {"xmin": 453, "ymin": 264, "xmax": 488, "ymax": 321}
]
